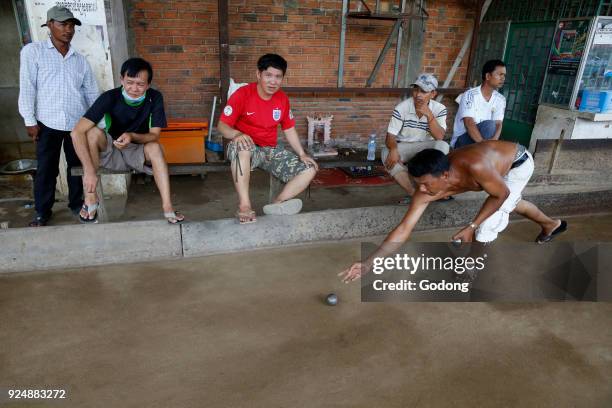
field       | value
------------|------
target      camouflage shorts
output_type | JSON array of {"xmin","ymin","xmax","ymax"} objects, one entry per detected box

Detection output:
[{"xmin": 226, "ymin": 142, "xmax": 312, "ymax": 183}]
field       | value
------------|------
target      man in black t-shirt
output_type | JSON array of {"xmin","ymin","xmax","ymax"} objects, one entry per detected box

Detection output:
[{"xmin": 71, "ymin": 58, "xmax": 184, "ymax": 224}]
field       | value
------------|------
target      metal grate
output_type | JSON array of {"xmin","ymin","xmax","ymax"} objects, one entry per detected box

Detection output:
[
  {"xmin": 503, "ymin": 23, "xmax": 556, "ymax": 124},
  {"xmin": 484, "ymin": 0, "xmax": 605, "ymax": 22},
  {"xmin": 468, "ymin": 21, "xmax": 510, "ymax": 86},
  {"xmin": 540, "ymin": 74, "xmax": 577, "ymax": 106},
  {"xmin": 599, "ymin": 1, "xmax": 612, "ymax": 14}
]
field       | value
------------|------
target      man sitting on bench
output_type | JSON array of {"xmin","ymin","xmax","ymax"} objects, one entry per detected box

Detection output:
[
  {"xmin": 218, "ymin": 54, "xmax": 318, "ymax": 224},
  {"xmin": 382, "ymin": 73, "xmax": 450, "ymax": 203},
  {"xmin": 70, "ymin": 57, "xmax": 184, "ymax": 224}
]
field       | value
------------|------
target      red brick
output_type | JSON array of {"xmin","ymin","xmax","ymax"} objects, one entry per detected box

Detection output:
[{"xmin": 130, "ymin": 0, "xmax": 471, "ymax": 141}]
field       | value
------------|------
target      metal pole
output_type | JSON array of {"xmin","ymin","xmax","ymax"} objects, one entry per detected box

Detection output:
[
  {"xmin": 392, "ymin": 0, "xmax": 407, "ymax": 87},
  {"xmin": 218, "ymin": 0, "xmax": 230, "ymax": 106},
  {"xmin": 208, "ymin": 96, "xmax": 217, "ymax": 143},
  {"xmin": 338, "ymin": 0, "xmax": 349, "ymax": 87},
  {"xmin": 464, "ymin": 0, "xmax": 489, "ymax": 87},
  {"xmin": 368, "ymin": 20, "xmax": 400, "ymax": 87}
]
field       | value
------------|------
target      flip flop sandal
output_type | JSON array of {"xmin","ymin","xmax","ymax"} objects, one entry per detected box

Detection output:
[
  {"xmin": 79, "ymin": 203, "xmax": 99, "ymax": 224},
  {"xmin": 263, "ymin": 198, "xmax": 303, "ymax": 215},
  {"xmin": 235, "ymin": 209, "xmax": 257, "ymax": 224},
  {"xmin": 164, "ymin": 210, "xmax": 185, "ymax": 224},
  {"xmin": 535, "ymin": 220, "xmax": 568, "ymax": 244}
]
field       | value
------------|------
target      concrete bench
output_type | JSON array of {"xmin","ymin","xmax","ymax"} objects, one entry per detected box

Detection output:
[{"xmin": 71, "ymin": 155, "xmax": 378, "ymax": 222}]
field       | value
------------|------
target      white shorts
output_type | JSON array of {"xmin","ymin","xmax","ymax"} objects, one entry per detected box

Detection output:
[{"xmin": 475, "ymin": 151, "xmax": 534, "ymax": 243}]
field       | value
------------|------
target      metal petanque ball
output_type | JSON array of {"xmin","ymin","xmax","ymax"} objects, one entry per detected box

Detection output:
[{"xmin": 325, "ymin": 293, "xmax": 338, "ymax": 306}]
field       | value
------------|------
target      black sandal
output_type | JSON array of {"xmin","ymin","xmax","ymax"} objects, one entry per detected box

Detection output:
[
  {"xmin": 535, "ymin": 220, "xmax": 567, "ymax": 243},
  {"xmin": 79, "ymin": 203, "xmax": 99, "ymax": 224}
]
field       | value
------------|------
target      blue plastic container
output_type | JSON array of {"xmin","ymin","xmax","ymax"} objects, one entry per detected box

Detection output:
[
  {"xmin": 205, "ymin": 140, "xmax": 224, "ymax": 152},
  {"xmin": 579, "ymin": 90, "xmax": 612, "ymax": 113},
  {"xmin": 600, "ymin": 90, "xmax": 612, "ymax": 113},
  {"xmin": 579, "ymin": 90, "xmax": 601, "ymax": 112}
]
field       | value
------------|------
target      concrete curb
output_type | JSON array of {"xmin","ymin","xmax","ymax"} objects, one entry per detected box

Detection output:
[
  {"xmin": 182, "ymin": 188, "xmax": 612, "ymax": 257},
  {"xmin": 0, "ymin": 221, "xmax": 182, "ymax": 273},
  {"xmin": 2, "ymin": 188, "xmax": 612, "ymax": 273}
]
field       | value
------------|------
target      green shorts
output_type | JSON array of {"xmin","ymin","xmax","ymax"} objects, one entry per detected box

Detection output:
[{"xmin": 226, "ymin": 141, "xmax": 312, "ymax": 183}]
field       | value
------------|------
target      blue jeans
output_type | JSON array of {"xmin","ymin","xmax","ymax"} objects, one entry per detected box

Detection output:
[{"xmin": 453, "ymin": 120, "xmax": 497, "ymax": 149}]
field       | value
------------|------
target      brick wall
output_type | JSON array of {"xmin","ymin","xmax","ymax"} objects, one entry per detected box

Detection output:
[
  {"xmin": 423, "ymin": 0, "xmax": 475, "ymax": 88},
  {"xmin": 128, "ymin": 0, "xmax": 220, "ymax": 119},
  {"xmin": 127, "ymin": 0, "xmax": 474, "ymax": 146},
  {"xmin": 289, "ymin": 93, "xmax": 459, "ymax": 147}
]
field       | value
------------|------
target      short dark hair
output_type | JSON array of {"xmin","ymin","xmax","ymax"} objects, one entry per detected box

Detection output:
[
  {"xmin": 482, "ymin": 59, "xmax": 505, "ymax": 81},
  {"xmin": 257, "ymin": 54, "xmax": 288, "ymax": 75},
  {"xmin": 407, "ymin": 149, "xmax": 450, "ymax": 177},
  {"xmin": 121, "ymin": 58, "xmax": 153, "ymax": 83}
]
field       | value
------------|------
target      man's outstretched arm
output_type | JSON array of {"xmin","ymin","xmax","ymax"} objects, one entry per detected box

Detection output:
[{"xmin": 339, "ymin": 194, "xmax": 432, "ymax": 283}]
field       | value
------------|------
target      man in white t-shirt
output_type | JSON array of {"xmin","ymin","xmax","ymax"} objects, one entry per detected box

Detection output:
[
  {"xmin": 382, "ymin": 73, "xmax": 449, "ymax": 198},
  {"xmin": 451, "ymin": 60, "xmax": 506, "ymax": 148}
]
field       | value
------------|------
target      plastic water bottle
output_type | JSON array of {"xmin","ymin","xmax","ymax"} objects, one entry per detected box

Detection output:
[{"xmin": 367, "ymin": 133, "xmax": 377, "ymax": 161}]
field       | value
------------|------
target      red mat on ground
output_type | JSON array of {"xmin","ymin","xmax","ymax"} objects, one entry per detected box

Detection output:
[{"xmin": 311, "ymin": 167, "xmax": 394, "ymax": 188}]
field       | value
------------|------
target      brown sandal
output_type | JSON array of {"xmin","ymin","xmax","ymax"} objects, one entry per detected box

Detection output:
[
  {"xmin": 164, "ymin": 211, "xmax": 185, "ymax": 224},
  {"xmin": 236, "ymin": 209, "xmax": 257, "ymax": 224}
]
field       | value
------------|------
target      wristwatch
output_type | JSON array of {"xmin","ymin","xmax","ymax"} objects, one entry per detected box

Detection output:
[{"xmin": 468, "ymin": 223, "xmax": 478, "ymax": 229}]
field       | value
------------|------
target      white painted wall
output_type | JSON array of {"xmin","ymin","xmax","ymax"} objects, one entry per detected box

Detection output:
[{"xmin": 24, "ymin": 0, "xmax": 114, "ymax": 91}]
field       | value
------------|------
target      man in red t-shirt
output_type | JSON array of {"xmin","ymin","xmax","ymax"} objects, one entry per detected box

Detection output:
[{"xmin": 218, "ymin": 54, "xmax": 318, "ymax": 224}]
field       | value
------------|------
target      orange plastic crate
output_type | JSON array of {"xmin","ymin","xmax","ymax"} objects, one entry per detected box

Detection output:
[{"xmin": 160, "ymin": 120, "xmax": 208, "ymax": 164}]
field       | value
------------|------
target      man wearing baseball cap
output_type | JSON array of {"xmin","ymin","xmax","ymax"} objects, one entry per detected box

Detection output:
[
  {"xmin": 381, "ymin": 73, "xmax": 450, "ymax": 201},
  {"xmin": 18, "ymin": 5, "xmax": 98, "ymax": 226},
  {"xmin": 40, "ymin": 6, "xmax": 82, "ymax": 27}
]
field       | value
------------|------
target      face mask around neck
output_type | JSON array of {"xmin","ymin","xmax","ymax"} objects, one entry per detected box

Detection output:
[{"xmin": 122, "ymin": 87, "xmax": 146, "ymax": 104}]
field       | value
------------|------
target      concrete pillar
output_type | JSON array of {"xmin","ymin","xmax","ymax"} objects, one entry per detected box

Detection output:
[{"xmin": 106, "ymin": 0, "xmax": 130, "ymax": 88}]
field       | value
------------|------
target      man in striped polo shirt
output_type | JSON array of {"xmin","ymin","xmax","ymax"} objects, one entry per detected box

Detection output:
[{"xmin": 381, "ymin": 73, "xmax": 450, "ymax": 200}]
